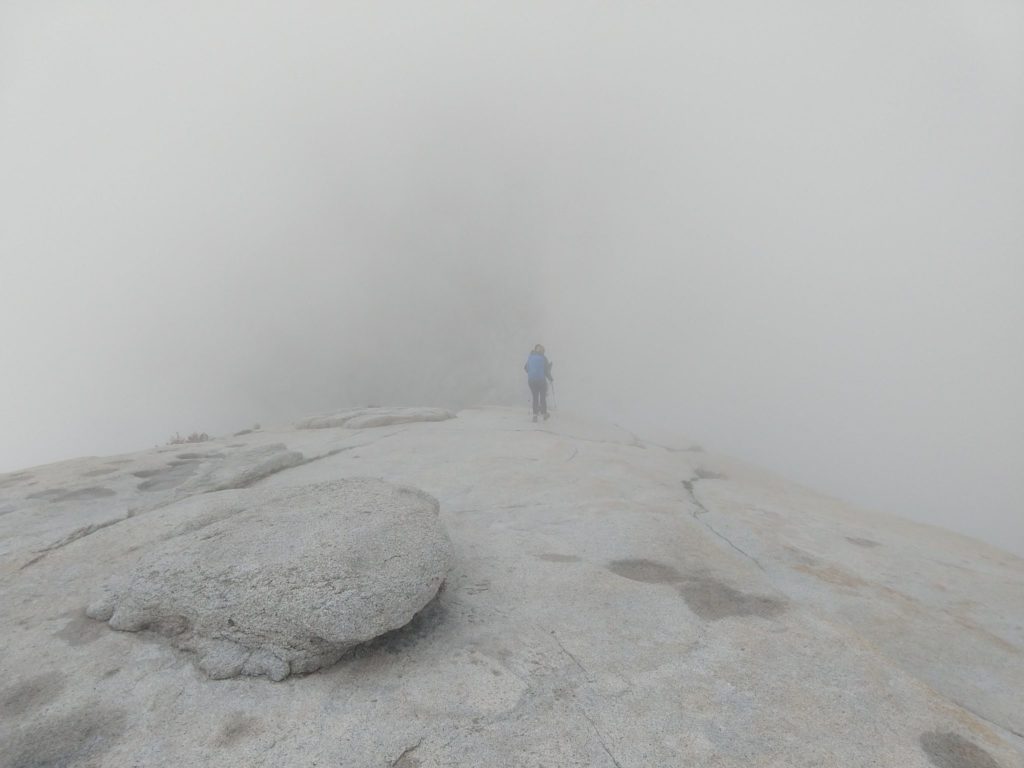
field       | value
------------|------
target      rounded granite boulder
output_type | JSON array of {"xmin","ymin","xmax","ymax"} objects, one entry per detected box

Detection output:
[{"xmin": 86, "ymin": 478, "xmax": 452, "ymax": 681}]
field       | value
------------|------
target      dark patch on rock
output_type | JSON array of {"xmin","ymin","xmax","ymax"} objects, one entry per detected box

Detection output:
[
  {"xmin": 1, "ymin": 705, "xmax": 126, "ymax": 768},
  {"xmin": 55, "ymin": 610, "xmax": 107, "ymax": 646},
  {"xmin": 694, "ymin": 468, "xmax": 726, "ymax": 481},
  {"xmin": 846, "ymin": 536, "xmax": 881, "ymax": 548},
  {"xmin": 73, "ymin": 488, "xmax": 114, "ymax": 501},
  {"xmin": 538, "ymin": 553, "xmax": 580, "ymax": 563},
  {"xmin": 0, "ymin": 672, "xmax": 66, "ymax": 719},
  {"xmin": 132, "ymin": 468, "xmax": 162, "ymax": 478},
  {"xmin": 69, "ymin": 486, "xmax": 116, "ymax": 501},
  {"xmin": 176, "ymin": 452, "xmax": 225, "ymax": 460},
  {"xmin": 608, "ymin": 558, "xmax": 682, "ymax": 584},
  {"xmin": 81, "ymin": 468, "xmax": 118, "ymax": 477},
  {"xmin": 610, "ymin": 559, "xmax": 787, "ymax": 620},
  {"xmin": 26, "ymin": 489, "xmax": 64, "ymax": 500},
  {"xmin": 27, "ymin": 486, "xmax": 116, "ymax": 503},
  {"xmin": 233, "ymin": 429, "xmax": 253, "ymax": 436},
  {"xmin": 677, "ymin": 575, "xmax": 786, "ymax": 620},
  {"xmin": 920, "ymin": 732, "xmax": 1002, "ymax": 768},
  {"xmin": 215, "ymin": 713, "xmax": 263, "ymax": 747},
  {"xmin": 0, "ymin": 503, "xmax": 17, "ymax": 517},
  {"xmin": 136, "ymin": 461, "xmax": 200, "ymax": 492}
]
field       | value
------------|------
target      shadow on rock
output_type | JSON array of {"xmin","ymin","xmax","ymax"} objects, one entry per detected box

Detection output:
[
  {"xmin": 920, "ymin": 732, "xmax": 1003, "ymax": 768},
  {"xmin": 1, "ymin": 705, "xmax": 126, "ymax": 768},
  {"xmin": 607, "ymin": 558, "xmax": 786, "ymax": 621}
]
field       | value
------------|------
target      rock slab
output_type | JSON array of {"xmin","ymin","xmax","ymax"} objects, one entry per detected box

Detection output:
[
  {"xmin": 86, "ymin": 478, "xmax": 452, "ymax": 680},
  {"xmin": 295, "ymin": 406, "xmax": 455, "ymax": 430}
]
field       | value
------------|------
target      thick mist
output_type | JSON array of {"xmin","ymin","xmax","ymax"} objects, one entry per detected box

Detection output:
[{"xmin": 2, "ymin": 2, "xmax": 1022, "ymax": 554}]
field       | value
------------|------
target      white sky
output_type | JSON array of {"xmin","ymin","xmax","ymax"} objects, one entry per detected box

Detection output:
[{"xmin": 2, "ymin": 1, "xmax": 1022, "ymax": 554}]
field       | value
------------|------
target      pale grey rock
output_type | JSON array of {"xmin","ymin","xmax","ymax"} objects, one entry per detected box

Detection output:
[
  {"xmin": 199, "ymin": 443, "xmax": 305, "ymax": 491},
  {"xmin": 295, "ymin": 406, "xmax": 454, "ymax": 430},
  {"xmin": 1, "ymin": 407, "xmax": 1022, "ymax": 767},
  {"xmin": 88, "ymin": 478, "xmax": 451, "ymax": 680},
  {"xmin": 0, "ymin": 442, "xmax": 307, "ymax": 567}
]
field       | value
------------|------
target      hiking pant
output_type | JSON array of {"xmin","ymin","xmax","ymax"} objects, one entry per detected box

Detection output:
[{"xmin": 529, "ymin": 378, "xmax": 548, "ymax": 415}]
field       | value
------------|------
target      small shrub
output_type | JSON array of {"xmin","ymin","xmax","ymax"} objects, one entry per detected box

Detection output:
[{"xmin": 167, "ymin": 431, "xmax": 210, "ymax": 445}]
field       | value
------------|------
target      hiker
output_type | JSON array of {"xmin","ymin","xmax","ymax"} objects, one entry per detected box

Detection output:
[{"xmin": 524, "ymin": 344, "xmax": 554, "ymax": 422}]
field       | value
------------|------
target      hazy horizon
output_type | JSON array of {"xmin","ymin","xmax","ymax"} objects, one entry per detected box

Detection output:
[{"xmin": 2, "ymin": 1, "xmax": 1022, "ymax": 555}]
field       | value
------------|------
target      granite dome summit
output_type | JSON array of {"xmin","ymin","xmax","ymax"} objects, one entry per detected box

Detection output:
[{"xmin": 0, "ymin": 407, "xmax": 1021, "ymax": 767}]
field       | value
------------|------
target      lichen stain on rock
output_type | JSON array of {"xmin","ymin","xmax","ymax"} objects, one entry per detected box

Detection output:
[
  {"xmin": 920, "ymin": 732, "xmax": 1003, "ymax": 768},
  {"xmin": 793, "ymin": 563, "xmax": 869, "ymax": 590}
]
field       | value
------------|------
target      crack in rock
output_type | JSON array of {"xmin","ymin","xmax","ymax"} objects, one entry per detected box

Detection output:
[
  {"xmin": 953, "ymin": 699, "xmax": 1024, "ymax": 742},
  {"xmin": 683, "ymin": 477, "xmax": 765, "ymax": 573},
  {"xmin": 551, "ymin": 630, "xmax": 594, "ymax": 682},
  {"xmin": 20, "ymin": 516, "xmax": 129, "ymax": 569},
  {"xmin": 577, "ymin": 705, "xmax": 625, "ymax": 768},
  {"xmin": 390, "ymin": 738, "xmax": 423, "ymax": 767}
]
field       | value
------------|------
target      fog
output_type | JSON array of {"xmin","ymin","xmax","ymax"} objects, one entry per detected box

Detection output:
[{"xmin": 2, "ymin": 2, "xmax": 1022, "ymax": 555}]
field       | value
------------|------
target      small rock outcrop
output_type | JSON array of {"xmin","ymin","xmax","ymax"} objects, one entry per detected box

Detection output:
[
  {"xmin": 295, "ymin": 406, "xmax": 455, "ymax": 430},
  {"xmin": 86, "ymin": 478, "xmax": 452, "ymax": 681}
]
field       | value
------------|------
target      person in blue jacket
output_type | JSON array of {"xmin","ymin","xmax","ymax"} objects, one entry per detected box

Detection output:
[{"xmin": 524, "ymin": 344, "xmax": 554, "ymax": 422}]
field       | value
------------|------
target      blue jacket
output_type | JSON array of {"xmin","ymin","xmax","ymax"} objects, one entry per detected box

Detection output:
[{"xmin": 525, "ymin": 352, "xmax": 553, "ymax": 382}]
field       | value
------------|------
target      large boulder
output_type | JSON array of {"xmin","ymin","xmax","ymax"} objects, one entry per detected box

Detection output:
[{"xmin": 86, "ymin": 478, "xmax": 452, "ymax": 681}]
